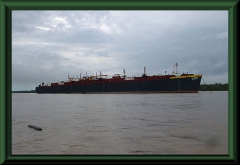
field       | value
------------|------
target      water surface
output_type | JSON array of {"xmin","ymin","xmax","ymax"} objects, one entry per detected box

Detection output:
[{"xmin": 12, "ymin": 91, "xmax": 228, "ymax": 155}]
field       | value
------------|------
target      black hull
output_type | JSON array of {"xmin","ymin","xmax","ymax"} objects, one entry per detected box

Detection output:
[{"xmin": 36, "ymin": 77, "xmax": 201, "ymax": 94}]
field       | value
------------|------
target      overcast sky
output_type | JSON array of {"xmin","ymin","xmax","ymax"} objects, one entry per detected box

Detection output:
[{"xmin": 12, "ymin": 10, "xmax": 228, "ymax": 91}]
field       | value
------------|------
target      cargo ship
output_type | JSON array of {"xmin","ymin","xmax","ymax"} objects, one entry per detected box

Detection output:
[{"xmin": 35, "ymin": 63, "xmax": 202, "ymax": 94}]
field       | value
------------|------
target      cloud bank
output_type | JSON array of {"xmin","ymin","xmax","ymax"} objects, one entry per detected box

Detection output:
[{"xmin": 12, "ymin": 10, "xmax": 228, "ymax": 90}]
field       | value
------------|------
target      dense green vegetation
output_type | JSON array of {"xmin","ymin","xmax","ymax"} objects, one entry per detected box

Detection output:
[{"xmin": 199, "ymin": 83, "xmax": 228, "ymax": 91}]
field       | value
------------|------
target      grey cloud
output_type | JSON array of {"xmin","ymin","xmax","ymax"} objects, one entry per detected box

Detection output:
[{"xmin": 12, "ymin": 10, "xmax": 228, "ymax": 90}]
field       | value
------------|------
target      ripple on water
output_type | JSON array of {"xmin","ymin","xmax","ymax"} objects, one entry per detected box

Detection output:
[{"xmin": 12, "ymin": 92, "xmax": 228, "ymax": 155}]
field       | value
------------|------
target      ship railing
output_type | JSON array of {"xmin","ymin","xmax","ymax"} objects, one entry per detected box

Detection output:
[{"xmin": 125, "ymin": 77, "xmax": 135, "ymax": 80}]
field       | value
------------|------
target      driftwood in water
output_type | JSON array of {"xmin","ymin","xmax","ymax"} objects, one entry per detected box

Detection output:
[{"xmin": 28, "ymin": 125, "xmax": 42, "ymax": 131}]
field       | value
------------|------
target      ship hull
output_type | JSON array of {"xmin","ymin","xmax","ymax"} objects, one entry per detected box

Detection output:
[{"xmin": 36, "ymin": 76, "xmax": 201, "ymax": 94}]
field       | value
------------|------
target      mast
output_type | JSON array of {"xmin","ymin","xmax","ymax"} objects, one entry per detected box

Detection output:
[
  {"xmin": 142, "ymin": 66, "xmax": 147, "ymax": 77},
  {"xmin": 175, "ymin": 63, "xmax": 178, "ymax": 74}
]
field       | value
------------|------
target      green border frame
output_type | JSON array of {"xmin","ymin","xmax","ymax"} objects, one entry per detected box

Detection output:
[{"xmin": 0, "ymin": 0, "xmax": 238, "ymax": 164}]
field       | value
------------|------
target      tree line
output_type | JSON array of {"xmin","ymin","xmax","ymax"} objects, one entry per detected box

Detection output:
[{"xmin": 199, "ymin": 83, "xmax": 228, "ymax": 91}]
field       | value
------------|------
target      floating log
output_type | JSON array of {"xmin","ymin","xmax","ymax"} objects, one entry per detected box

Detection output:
[{"xmin": 28, "ymin": 125, "xmax": 42, "ymax": 131}]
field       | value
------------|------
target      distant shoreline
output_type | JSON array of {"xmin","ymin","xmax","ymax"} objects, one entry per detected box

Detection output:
[
  {"xmin": 12, "ymin": 83, "xmax": 228, "ymax": 93},
  {"xmin": 12, "ymin": 90, "xmax": 36, "ymax": 93}
]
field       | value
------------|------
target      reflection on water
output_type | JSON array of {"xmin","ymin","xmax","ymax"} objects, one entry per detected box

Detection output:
[{"xmin": 12, "ymin": 92, "xmax": 228, "ymax": 155}]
